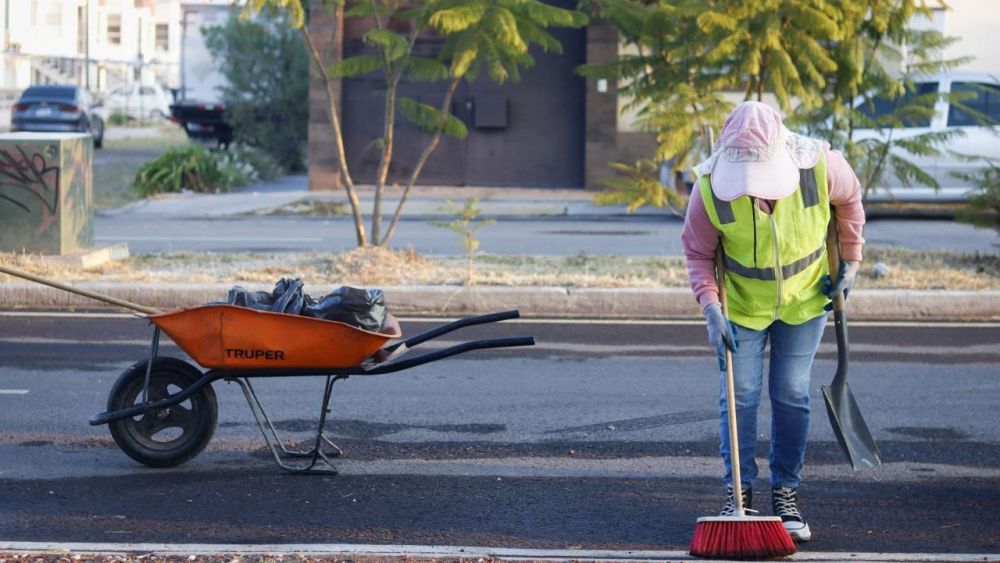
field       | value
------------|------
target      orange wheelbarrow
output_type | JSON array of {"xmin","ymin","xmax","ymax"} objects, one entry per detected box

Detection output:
[{"xmin": 0, "ymin": 265, "xmax": 534, "ymax": 474}]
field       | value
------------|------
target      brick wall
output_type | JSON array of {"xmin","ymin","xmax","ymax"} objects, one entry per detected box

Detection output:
[
  {"xmin": 306, "ymin": 0, "xmax": 343, "ymax": 191},
  {"xmin": 582, "ymin": 22, "xmax": 656, "ymax": 190}
]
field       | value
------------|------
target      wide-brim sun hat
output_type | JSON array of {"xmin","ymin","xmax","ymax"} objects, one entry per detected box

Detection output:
[{"xmin": 696, "ymin": 101, "xmax": 822, "ymax": 202}]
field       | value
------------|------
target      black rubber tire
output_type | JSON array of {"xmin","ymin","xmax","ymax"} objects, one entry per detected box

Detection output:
[{"xmin": 107, "ymin": 357, "xmax": 217, "ymax": 468}]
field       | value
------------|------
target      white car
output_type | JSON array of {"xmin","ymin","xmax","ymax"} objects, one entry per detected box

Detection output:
[
  {"xmin": 853, "ymin": 71, "xmax": 999, "ymax": 202},
  {"xmin": 102, "ymin": 83, "xmax": 173, "ymax": 121}
]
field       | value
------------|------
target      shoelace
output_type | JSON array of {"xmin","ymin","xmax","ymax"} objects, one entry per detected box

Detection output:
[
  {"xmin": 721, "ymin": 487, "xmax": 752, "ymax": 516},
  {"xmin": 772, "ymin": 488, "xmax": 801, "ymax": 518}
]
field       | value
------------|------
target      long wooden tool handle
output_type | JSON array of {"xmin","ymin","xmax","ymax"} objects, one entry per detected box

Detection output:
[
  {"xmin": 715, "ymin": 248, "xmax": 744, "ymax": 517},
  {"xmin": 826, "ymin": 211, "xmax": 845, "ymax": 313},
  {"xmin": 0, "ymin": 264, "xmax": 162, "ymax": 315}
]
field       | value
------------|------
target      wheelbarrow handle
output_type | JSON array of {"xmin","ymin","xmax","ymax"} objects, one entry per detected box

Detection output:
[
  {"xmin": 89, "ymin": 371, "xmax": 219, "ymax": 426},
  {"xmin": 364, "ymin": 336, "xmax": 535, "ymax": 375},
  {"xmin": 391, "ymin": 310, "xmax": 521, "ymax": 351}
]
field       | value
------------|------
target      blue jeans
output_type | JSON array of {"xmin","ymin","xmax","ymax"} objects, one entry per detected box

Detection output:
[{"xmin": 719, "ymin": 313, "xmax": 826, "ymax": 490}]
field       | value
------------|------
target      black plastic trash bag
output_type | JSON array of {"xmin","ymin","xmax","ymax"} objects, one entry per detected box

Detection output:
[
  {"xmin": 225, "ymin": 278, "xmax": 309, "ymax": 314},
  {"xmin": 304, "ymin": 286, "xmax": 386, "ymax": 332},
  {"xmin": 224, "ymin": 278, "xmax": 386, "ymax": 332}
]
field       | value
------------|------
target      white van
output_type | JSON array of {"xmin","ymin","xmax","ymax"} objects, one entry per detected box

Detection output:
[{"xmin": 853, "ymin": 71, "xmax": 999, "ymax": 202}]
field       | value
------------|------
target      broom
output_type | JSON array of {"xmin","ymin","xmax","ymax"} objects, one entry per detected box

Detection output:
[{"xmin": 688, "ymin": 250, "xmax": 797, "ymax": 560}]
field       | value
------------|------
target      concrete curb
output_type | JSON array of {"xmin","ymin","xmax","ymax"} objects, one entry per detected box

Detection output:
[
  {"xmin": 2, "ymin": 542, "xmax": 997, "ymax": 562},
  {"xmin": 1, "ymin": 282, "xmax": 999, "ymax": 319}
]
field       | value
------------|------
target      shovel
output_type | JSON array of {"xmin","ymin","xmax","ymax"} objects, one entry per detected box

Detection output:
[{"xmin": 823, "ymin": 216, "xmax": 882, "ymax": 470}]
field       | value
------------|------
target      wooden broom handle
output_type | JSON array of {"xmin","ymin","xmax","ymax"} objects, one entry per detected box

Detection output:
[
  {"xmin": 715, "ymin": 247, "xmax": 744, "ymax": 517},
  {"xmin": 0, "ymin": 264, "xmax": 162, "ymax": 315}
]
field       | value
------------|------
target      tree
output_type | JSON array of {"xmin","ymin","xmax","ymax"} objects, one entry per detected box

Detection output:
[
  {"xmin": 955, "ymin": 157, "xmax": 1000, "ymax": 235},
  {"xmin": 580, "ymin": 0, "xmax": 965, "ymax": 209},
  {"xmin": 203, "ymin": 10, "xmax": 309, "ymax": 172},
  {"xmin": 242, "ymin": 0, "xmax": 587, "ymax": 247}
]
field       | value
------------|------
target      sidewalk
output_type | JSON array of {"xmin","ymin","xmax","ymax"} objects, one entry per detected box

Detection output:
[
  {"xmin": 8, "ymin": 175, "xmax": 998, "ymax": 319},
  {"xmin": 98, "ymin": 174, "xmax": 670, "ymax": 220}
]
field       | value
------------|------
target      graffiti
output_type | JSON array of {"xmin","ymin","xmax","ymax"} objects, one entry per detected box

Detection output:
[{"xmin": 0, "ymin": 144, "xmax": 61, "ymax": 236}]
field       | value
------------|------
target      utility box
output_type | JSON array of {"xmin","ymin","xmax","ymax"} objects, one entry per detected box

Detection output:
[{"xmin": 0, "ymin": 133, "xmax": 93, "ymax": 255}]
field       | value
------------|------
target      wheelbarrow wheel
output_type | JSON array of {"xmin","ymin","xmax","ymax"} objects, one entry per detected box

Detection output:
[{"xmin": 107, "ymin": 357, "xmax": 217, "ymax": 468}]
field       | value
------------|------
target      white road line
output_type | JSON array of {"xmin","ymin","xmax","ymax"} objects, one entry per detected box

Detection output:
[
  {"xmin": 0, "ymin": 310, "xmax": 998, "ymax": 328},
  {"xmin": 0, "ymin": 542, "xmax": 994, "ymax": 562},
  {"xmin": 0, "ymin": 389, "xmax": 29, "ymax": 395}
]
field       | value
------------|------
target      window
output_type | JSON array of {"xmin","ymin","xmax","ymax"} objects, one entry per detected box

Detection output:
[
  {"xmin": 23, "ymin": 86, "xmax": 77, "ymax": 100},
  {"xmin": 140, "ymin": 86, "xmax": 156, "ymax": 96},
  {"xmin": 857, "ymin": 82, "xmax": 938, "ymax": 128},
  {"xmin": 155, "ymin": 23, "xmax": 169, "ymax": 52},
  {"xmin": 947, "ymin": 82, "xmax": 1000, "ymax": 126},
  {"xmin": 107, "ymin": 13, "xmax": 122, "ymax": 45},
  {"xmin": 46, "ymin": 1, "xmax": 62, "ymax": 27}
]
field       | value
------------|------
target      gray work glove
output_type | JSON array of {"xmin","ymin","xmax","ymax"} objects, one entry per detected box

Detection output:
[
  {"xmin": 704, "ymin": 302, "xmax": 738, "ymax": 371},
  {"xmin": 822, "ymin": 259, "xmax": 860, "ymax": 310}
]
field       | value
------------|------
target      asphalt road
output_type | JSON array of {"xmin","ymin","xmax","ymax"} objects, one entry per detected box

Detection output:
[
  {"xmin": 94, "ymin": 214, "xmax": 1000, "ymax": 256},
  {"xmin": 0, "ymin": 313, "xmax": 998, "ymax": 555}
]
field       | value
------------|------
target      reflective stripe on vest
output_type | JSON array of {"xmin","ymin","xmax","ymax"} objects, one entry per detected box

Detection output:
[
  {"xmin": 723, "ymin": 244, "xmax": 825, "ymax": 281},
  {"xmin": 698, "ymin": 152, "xmax": 831, "ymax": 330}
]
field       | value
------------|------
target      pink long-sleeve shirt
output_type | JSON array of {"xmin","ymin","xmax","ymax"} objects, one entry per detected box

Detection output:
[{"xmin": 682, "ymin": 148, "xmax": 866, "ymax": 312}]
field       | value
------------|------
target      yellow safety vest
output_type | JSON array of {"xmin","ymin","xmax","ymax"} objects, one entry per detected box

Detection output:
[{"xmin": 699, "ymin": 152, "xmax": 831, "ymax": 330}]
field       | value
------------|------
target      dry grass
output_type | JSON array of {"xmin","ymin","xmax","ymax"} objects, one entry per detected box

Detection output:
[{"xmin": 1, "ymin": 247, "xmax": 997, "ymax": 290}]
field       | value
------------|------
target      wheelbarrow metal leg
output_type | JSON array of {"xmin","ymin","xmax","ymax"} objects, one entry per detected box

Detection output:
[
  {"xmin": 231, "ymin": 376, "xmax": 343, "ymax": 474},
  {"xmin": 142, "ymin": 327, "xmax": 161, "ymax": 405},
  {"xmin": 241, "ymin": 377, "xmax": 343, "ymax": 459}
]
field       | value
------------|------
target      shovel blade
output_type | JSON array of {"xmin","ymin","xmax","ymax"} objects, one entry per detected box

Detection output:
[{"xmin": 822, "ymin": 381, "xmax": 882, "ymax": 471}]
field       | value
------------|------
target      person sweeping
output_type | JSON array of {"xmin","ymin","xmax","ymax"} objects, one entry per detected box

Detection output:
[{"xmin": 683, "ymin": 101, "xmax": 866, "ymax": 547}]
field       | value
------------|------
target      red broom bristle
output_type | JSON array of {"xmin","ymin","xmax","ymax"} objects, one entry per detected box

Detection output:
[{"xmin": 689, "ymin": 518, "xmax": 797, "ymax": 560}]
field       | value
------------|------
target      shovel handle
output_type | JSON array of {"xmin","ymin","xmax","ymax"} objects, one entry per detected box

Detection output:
[
  {"xmin": 0, "ymin": 264, "xmax": 161, "ymax": 315},
  {"xmin": 826, "ymin": 213, "xmax": 846, "ymax": 314},
  {"xmin": 826, "ymin": 211, "xmax": 850, "ymax": 387}
]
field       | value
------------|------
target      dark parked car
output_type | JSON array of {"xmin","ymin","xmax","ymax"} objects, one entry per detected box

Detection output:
[{"xmin": 11, "ymin": 85, "xmax": 105, "ymax": 148}]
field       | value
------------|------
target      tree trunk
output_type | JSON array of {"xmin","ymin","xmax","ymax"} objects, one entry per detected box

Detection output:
[
  {"xmin": 380, "ymin": 75, "xmax": 462, "ymax": 246},
  {"xmin": 300, "ymin": 22, "xmax": 367, "ymax": 246}
]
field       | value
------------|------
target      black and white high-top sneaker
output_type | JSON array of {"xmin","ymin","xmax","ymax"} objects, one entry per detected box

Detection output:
[
  {"xmin": 719, "ymin": 484, "xmax": 753, "ymax": 516},
  {"xmin": 772, "ymin": 486, "xmax": 811, "ymax": 542}
]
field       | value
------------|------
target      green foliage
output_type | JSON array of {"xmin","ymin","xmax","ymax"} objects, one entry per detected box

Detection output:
[
  {"xmin": 596, "ymin": 160, "xmax": 688, "ymax": 216},
  {"xmin": 224, "ymin": 144, "xmax": 285, "ymax": 183},
  {"xmin": 243, "ymin": 0, "xmax": 586, "ymax": 247},
  {"xmin": 955, "ymin": 158, "xmax": 1000, "ymax": 234},
  {"xmin": 398, "ymin": 98, "xmax": 468, "ymax": 139},
  {"xmin": 107, "ymin": 112, "xmax": 129, "ymax": 126},
  {"xmin": 431, "ymin": 197, "xmax": 496, "ymax": 285},
  {"xmin": 203, "ymin": 11, "xmax": 308, "ymax": 172},
  {"xmin": 582, "ymin": 0, "xmax": 968, "ymax": 209},
  {"xmin": 327, "ymin": 54, "xmax": 382, "ymax": 78},
  {"xmin": 131, "ymin": 144, "xmax": 253, "ymax": 197}
]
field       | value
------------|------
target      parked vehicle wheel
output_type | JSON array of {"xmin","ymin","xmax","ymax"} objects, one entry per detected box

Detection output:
[
  {"xmin": 107, "ymin": 357, "xmax": 217, "ymax": 468},
  {"xmin": 149, "ymin": 109, "xmax": 165, "ymax": 120}
]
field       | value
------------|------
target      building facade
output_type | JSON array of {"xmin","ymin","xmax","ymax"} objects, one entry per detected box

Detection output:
[
  {"xmin": 308, "ymin": 1, "xmax": 999, "ymax": 192},
  {"xmin": 1, "ymin": 0, "xmax": 184, "ymax": 97}
]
